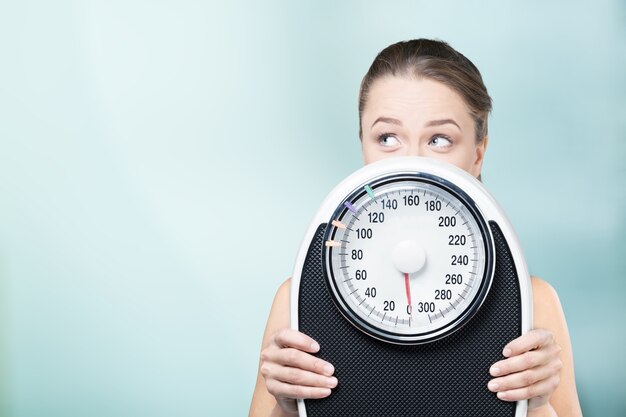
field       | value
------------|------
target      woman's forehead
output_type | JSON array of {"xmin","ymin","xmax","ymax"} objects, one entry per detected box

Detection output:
[{"xmin": 362, "ymin": 76, "xmax": 473, "ymax": 128}]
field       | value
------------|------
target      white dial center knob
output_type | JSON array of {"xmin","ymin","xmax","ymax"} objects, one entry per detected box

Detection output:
[{"xmin": 391, "ymin": 240, "xmax": 426, "ymax": 274}]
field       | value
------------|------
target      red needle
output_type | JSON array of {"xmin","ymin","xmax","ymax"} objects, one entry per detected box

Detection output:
[{"xmin": 404, "ymin": 272, "xmax": 412, "ymax": 311}]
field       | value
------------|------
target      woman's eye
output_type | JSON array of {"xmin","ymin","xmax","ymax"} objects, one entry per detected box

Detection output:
[
  {"xmin": 378, "ymin": 134, "xmax": 400, "ymax": 147},
  {"xmin": 429, "ymin": 135, "xmax": 453, "ymax": 149}
]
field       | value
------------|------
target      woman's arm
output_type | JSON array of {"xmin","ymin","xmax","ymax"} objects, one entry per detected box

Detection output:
[
  {"xmin": 531, "ymin": 277, "xmax": 582, "ymax": 416},
  {"xmin": 249, "ymin": 279, "xmax": 291, "ymax": 417},
  {"xmin": 249, "ymin": 279, "xmax": 337, "ymax": 417},
  {"xmin": 487, "ymin": 277, "xmax": 582, "ymax": 416}
]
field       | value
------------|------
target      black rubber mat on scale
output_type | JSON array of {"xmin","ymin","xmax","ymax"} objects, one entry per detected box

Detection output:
[{"xmin": 298, "ymin": 221, "xmax": 521, "ymax": 417}]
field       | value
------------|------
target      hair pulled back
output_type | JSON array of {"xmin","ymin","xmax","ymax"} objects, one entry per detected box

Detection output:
[{"xmin": 358, "ymin": 39, "xmax": 492, "ymax": 142}]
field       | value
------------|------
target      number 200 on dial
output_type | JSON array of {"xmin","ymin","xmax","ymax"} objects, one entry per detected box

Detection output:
[{"xmin": 323, "ymin": 175, "xmax": 494, "ymax": 344}]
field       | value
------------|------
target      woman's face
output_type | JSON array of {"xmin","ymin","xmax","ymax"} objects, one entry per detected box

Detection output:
[{"xmin": 360, "ymin": 76, "xmax": 487, "ymax": 178}]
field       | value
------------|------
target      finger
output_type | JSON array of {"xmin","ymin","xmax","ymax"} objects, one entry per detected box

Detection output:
[
  {"xmin": 273, "ymin": 328, "xmax": 321, "ymax": 353},
  {"xmin": 491, "ymin": 343, "xmax": 560, "ymax": 377},
  {"xmin": 502, "ymin": 329, "xmax": 552, "ymax": 357},
  {"xmin": 272, "ymin": 365, "xmax": 338, "ymax": 389},
  {"xmin": 487, "ymin": 363, "xmax": 555, "ymax": 392},
  {"xmin": 490, "ymin": 351, "xmax": 548, "ymax": 377},
  {"xmin": 265, "ymin": 379, "xmax": 332, "ymax": 400},
  {"xmin": 265, "ymin": 347, "xmax": 335, "ymax": 376},
  {"xmin": 495, "ymin": 375, "xmax": 560, "ymax": 402}
]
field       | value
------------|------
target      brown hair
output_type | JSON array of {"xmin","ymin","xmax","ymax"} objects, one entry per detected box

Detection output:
[{"xmin": 358, "ymin": 39, "xmax": 492, "ymax": 142}]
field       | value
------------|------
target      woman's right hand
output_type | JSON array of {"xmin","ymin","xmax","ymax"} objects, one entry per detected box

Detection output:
[{"xmin": 260, "ymin": 327, "xmax": 338, "ymax": 415}]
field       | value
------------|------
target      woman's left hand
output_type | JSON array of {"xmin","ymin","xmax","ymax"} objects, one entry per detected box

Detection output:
[{"xmin": 487, "ymin": 328, "xmax": 562, "ymax": 410}]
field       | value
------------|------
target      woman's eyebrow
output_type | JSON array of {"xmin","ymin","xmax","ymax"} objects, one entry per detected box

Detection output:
[
  {"xmin": 425, "ymin": 119, "xmax": 462, "ymax": 131},
  {"xmin": 372, "ymin": 117, "xmax": 462, "ymax": 131},
  {"xmin": 371, "ymin": 116, "xmax": 402, "ymax": 128}
]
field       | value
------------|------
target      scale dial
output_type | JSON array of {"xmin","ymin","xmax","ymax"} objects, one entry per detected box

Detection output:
[{"xmin": 323, "ymin": 174, "xmax": 494, "ymax": 344}]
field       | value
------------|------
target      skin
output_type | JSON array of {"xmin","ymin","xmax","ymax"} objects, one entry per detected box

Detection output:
[{"xmin": 249, "ymin": 76, "xmax": 582, "ymax": 417}]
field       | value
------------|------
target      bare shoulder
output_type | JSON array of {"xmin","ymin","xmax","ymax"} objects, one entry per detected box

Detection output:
[
  {"xmin": 276, "ymin": 277, "xmax": 291, "ymax": 302},
  {"xmin": 530, "ymin": 276, "xmax": 565, "ymax": 329},
  {"xmin": 266, "ymin": 277, "xmax": 291, "ymax": 336},
  {"xmin": 530, "ymin": 275, "xmax": 560, "ymax": 303}
]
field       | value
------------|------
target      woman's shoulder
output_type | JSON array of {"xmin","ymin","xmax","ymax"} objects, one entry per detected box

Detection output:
[
  {"xmin": 530, "ymin": 275, "xmax": 566, "ymax": 330},
  {"xmin": 530, "ymin": 275, "xmax": 560, "ymax": 305},
  {"xmin": 272, "ymin": 277, "xmax": 291, "ymax": 310},
  {"xmin": 277, "ymin": 277, "xmax": 291, "ymax": 296},
  {"xmin": 531, "ymin": 275, "xmax": 557, "ymax": 294},
  {"xmin": 264, "ymin": 278, "xmax": 292, "ymax": 333}
]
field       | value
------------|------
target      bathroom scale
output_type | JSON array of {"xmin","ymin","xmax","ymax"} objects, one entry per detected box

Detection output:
[{"xmin": 291, "ymin": 156, "xmax": 532, "ymax": 417}]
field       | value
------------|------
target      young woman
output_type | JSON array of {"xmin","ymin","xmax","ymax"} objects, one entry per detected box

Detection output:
[{"xmin": 249, "ymin": 39, "xmax": 582, "ymax": 417}]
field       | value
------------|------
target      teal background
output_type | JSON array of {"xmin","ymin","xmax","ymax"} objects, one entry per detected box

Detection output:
[{"xmin": 1, "ymin": 1, "xmax": 624, "ymax": 416}]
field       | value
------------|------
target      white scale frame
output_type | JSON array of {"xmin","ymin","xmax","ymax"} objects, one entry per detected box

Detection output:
[{"xmin": 290, "ymin": 156, "xmax": 532, "ymax": 417}]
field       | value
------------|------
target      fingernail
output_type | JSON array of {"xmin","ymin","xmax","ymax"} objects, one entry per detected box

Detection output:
[
  {"xmin": 503, "ymin": 347, "xmax": 512, "ymax": 357},
  {"xmin": 324, "ymin": 364, "xmax": 334, "ymax": 375},
  {"xmin": 327, "ymin": 377, "xmax": 338, "ymax": 388},
  {"xmin": 488, "ymin": 381, "xmax": 499, "ymax": 391},
  {"xmin": 322, "ymin": 388, "xmax": 331, "ymax": 397},
  {"xmin": 311, "ymin": 341, "xmax": 320, "ymax": 351},
  {"xmin": 490, "ymin": 366, "xmax": 500, "ymax": 376},
  {"xmin": 497, "ymin": 391, "xmax": 508, "ymax": 400}
]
